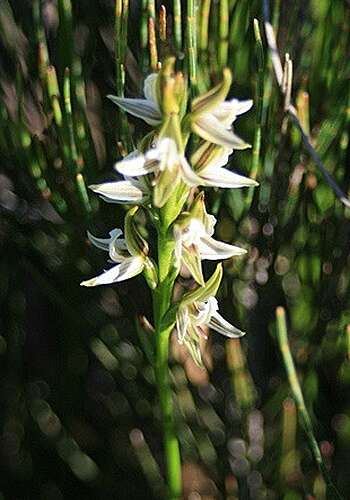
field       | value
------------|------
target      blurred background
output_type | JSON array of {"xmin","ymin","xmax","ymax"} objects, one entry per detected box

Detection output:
[{"xmin": 0, "ymin": 0, "xmax": 350, "ymax": 498}]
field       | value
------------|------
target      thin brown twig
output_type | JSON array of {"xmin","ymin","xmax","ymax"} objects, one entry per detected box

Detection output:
[{"xmin": 262, "ymin": 0, "xmax": 350, "ymax": 209}]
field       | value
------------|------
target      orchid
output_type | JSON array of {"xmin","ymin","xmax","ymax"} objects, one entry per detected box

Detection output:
[
  {"xmin": 114, "ymin": 138, "xmax": 257, "ymax": 204},
  {"xmin": 80, "ymin": 228, "xmax": 146, "ymax": 287},
  {"xmin": 176, "ymin": 296, "xmax": 245, "ymax": 365},
  {"xmin": 174, "ymin": 193, "xmax": 246, "ymax": 285},
  {"xmin": 115, "ymin": 137, "xmax": 200, "ymax": 207},
  {"xmin": 81, "ymin": 60, "xmax": 257, "ymax": 496},
  {"xmin": 191, "ymin": 97, "xmax": 253, "ymax": 150},
  {"xmin": 191, "ymin": 141, "xmax": 258, "ymax": 189},
  {"xmin": 189, "ymin": 68, "xmax": 253, "ymax": 151}
]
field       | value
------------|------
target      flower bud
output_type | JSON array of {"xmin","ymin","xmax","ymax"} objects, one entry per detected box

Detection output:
[
  {"xmin": 188, "ymin": 192, "xmax": 206, "ymax": 222},
  {"xmin": 159, "ymin": 57, "xmax": 187, "ymax": 118}
]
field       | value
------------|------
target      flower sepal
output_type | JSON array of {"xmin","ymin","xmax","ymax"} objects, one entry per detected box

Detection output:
[
  {"xmin": 124, "ymin": 206, "xmax": 149, "ymax": 257},
  {"xmin": 180, "ymin": 263, "xmax": 223, "ymax": 307}
]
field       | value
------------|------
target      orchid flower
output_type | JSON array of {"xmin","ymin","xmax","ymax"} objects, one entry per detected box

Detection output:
[
  {"xmin": 114, "ymin": 138, "xmax": 257, "ymax": 204},
  {"xmin": 174, "ymin": 193, "xmax": 246, "ymax": 285},
  {"xmin": 80, "ymin": 228, "xmax": 146, "ymax": 287},
  {"xmin": 191, "ymin": 141, "xmax": 258, "ymax": 189},
  {"xmin": 115, "ymin": 137, "xmax": 201, "ymax": 207},
  {"xmin": 189, "ymin": 68, "xmax": 253, "ymax": 151},
  {"xmin": 176, "ymin": 296, "xmax": 244, "ymax": 365},
  {"xmin": 191, "ymin": 98, "xmax": 253, "ymax": 150}
]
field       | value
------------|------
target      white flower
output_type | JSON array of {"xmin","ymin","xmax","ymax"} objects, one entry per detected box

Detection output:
[
  {"xmin": 174, "ymin": 199, "xmax": 246, "ymax": 285},
  {"xmin": 80, "ymin": 229, "xmax": 145, "ymax": 287},
  {"xmin": 176, "ymin": 296, "xmax": 245, "ymax": 360},
  {"xmin": 115, "ymin": 138, "xmax": 257, "ymax": 201},
  {"xmin": 191, "ymin": 71, "xmax": 253, "ymax": 150},
  {"xmin": 192, "ymin": 143, "xmax": 258, "ymax": 189},
  {"xmin": 115, "ymin": 138, "xmax": 201, "ymax": 207},
  {"xmin": 108, "ymin": 74, "xmax": 162, "ymax": 126}
]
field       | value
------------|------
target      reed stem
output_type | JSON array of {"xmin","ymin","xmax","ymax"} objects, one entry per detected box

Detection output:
[{"xmin": 275, "ymin": 307, "xmax": 344, "ymax": 500}]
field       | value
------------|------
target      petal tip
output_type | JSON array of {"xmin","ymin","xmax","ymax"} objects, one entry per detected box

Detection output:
[{"xmin": 80, "ymin": 279, "xmax": 95, "ymax": 287}]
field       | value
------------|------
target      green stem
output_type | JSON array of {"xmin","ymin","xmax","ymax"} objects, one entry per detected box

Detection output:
[
  {"xmin": 276, "ymin": 307, "xmax": 344, "ymax": 500},
  {"xmin": 186, "ymin": 0, "xmax": 198, "ymax": 98},
  {"xmin": 153, "ymin": 227, "xmax": 182, "ymax": 499},
  {"xmin": 244, "ymin": 19, "xmax": 264, "ymax": 213},
  {"xmin": 218, "ymin": 0, "xmax": 229, "ymax": 70},
  {"xmin": 173, "ymin": 0, "xmax": 182, "ymax": 53},
  {"xmin": 155, "ymin": 324, "xmax": 182, "ymax": 500}
]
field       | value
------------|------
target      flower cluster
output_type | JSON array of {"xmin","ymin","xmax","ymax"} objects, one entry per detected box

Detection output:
[{"xmin": 81, "ymin": 60, "xmax": 257, "ymax": 364}]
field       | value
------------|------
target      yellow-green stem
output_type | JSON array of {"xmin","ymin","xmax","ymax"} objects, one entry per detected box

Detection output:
[{"xmin": 153, "ymin": 226, "xmax": 182, "ymax": 499}]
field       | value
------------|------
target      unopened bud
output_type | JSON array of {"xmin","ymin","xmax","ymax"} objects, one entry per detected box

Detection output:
[{"xmin": 188, "ymin": 192, "xmax": 206, "ymax": 222}]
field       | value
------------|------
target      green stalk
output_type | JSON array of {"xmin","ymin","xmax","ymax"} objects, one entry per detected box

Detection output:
[
  {"xmin": 114, "ymin": 0, "xmax": 132, "ymax": 152},
  {"xmin": 199, "ymin": 0, "xmax": 211, "ymax": 53},
  {"xmin": 152, "ymin": 211, "xmax": 182, "ymax": 499},
  {"xmin": 218, "ymin": 0, "xmax": 229, "ymax": 70},
  {"xmin": 47, "ymin": 66, "xmax": 63, "ymax": 127},
  {"xmin": 173, "ymin": 0, "xmax": 182, "ymax": 53},
  {"xmin": 63, "ymin": 68, "xmax": 80, "ymax": 173},
  {"xmin": 115, "ymin": 0, "xmax": 124, "ymax": 96},
  {"xmin": 186, "ymin": 0, "xmax": 198, "ymax": 98},
  {"xmin": 275, "ymin": 307, "xmax": 344, "ymax": 500},
  {"xmin": 140, "ymin": 0, "xmax": 149, "ymax": 71},
  {"xmin": 244, "ymin": 19, "xmax": 264, "ymax": 212},
  {"xmin": 57, "ymin": 0, "xmax": 73, "ymax": 77},
  {"xmin": 148, "ymin": 0, "xmax": 155, "ymax": 19}
]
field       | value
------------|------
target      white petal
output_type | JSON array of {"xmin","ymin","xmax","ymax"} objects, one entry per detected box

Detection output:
[
  {"xmin": 89, "ymin": 180, "xmax": 145, "ymax": 203},
  {"xmin": 109, "ymin": 238, "xmax": 128, "ymax": 263},
  {"xmin": 199, "ymin": 165, "xmax": 258, "ymax": 188},
  {"xmin": 199, "ymin": 235, "xmax": 247, "ymax": 260},
  {"xmin": 87, "ymin": 228, "xmax": 122, "ymax": 252},
  {"xmin": 115, "ymin": 154, "xmax": 154, "ymax": 177},
  {"xmin": 176, "ymin": 307, "xmax": 190, "ymax": 344},
  {"xmin": 146, "ymin": 137, "xmax": 178, "ymax": 172},
  {"xmin": 107, "ymin": 95, "xmax": 161, "ymax": 126},
  {"xmin": 213, "ymin": 99, "xmax": 253, "ymax": 127},
  {"xmin": 202, "ymin": 147, "xmax": 232, "ymax": 171},
  {"xmin": 208, "ymin": 311, "xmax": 245, "ymax": 338},
  {"xmin": 231, "ymin": 98, "xmax": 253, "ymax": 116},
  {"xmin": 174, "ymin": 227, "xmax": 184, "ymax": 262},
  {"xmin": 80, "ymin": 256, "xmax": 144, "ymax": 287},
  {"xmin": 202, "ymin": 213, "xmax": 216, "ymax": 237},
  {"xmin": 193, "ymin": 114, "xmax": 251, "ymax": 150},
  {"xmin": 192, "ymin": 298, "xmax": 216, "ymax": 326},
  {"xmin": 143, "ymin": 74, "xmax": 160, "ymax": 109},
  {"xmin": 180, "ymin": 157, "xmax": 204, "ymax": 187}
]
